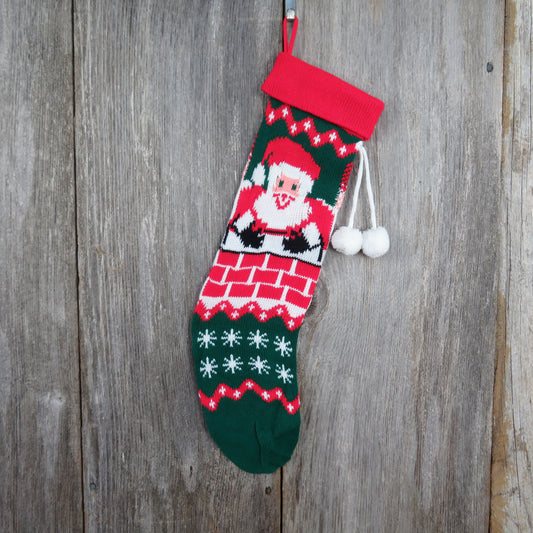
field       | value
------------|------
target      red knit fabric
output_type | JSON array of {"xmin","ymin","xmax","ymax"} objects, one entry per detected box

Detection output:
[{"xmin": 262, "ymin": 52, "xmax": 384, "ymax": 140}]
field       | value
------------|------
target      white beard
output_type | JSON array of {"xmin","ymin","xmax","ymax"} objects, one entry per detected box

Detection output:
[{"xmin": 254, "ymin": 190, "xmax": 311, "ymax": 230}]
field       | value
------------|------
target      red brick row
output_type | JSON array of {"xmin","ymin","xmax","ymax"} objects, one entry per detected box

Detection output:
[
  {"xmin": 281, "ymin": 272, "xmax": 307, "ymax": 293},
  {"xmin": 285, "ymin": 289, "xmax": 312, "ymax": 309},
  {"xmin": 294, "ymin": 261, "xmax": 320, "ymax": 281},
  {"xmin": 228, "ymin": 283, "xmax": 255, "ymax": 298},
  {"xmin": 252, "ymin": 268, "xmax": 278, "ymax": 285},
  {"xmin": 267, "ymin": 255, "xmax": 294, "ymax": 272},
  {"xmin": 217, "ymin": 251, "xmax": 321, "ymax": 281},
  {"xmin": 216, "ymin": 250, "xmax": 240, "ymax": 267},
  {"xmin": 209, "ymin": 265, "xmax": 226, "ymax": 283},
  {"xmin": 257, "ymin": 284, "xmax": 284, "ymax": 300},
  {"xmin": 225, "ymin": 267, "xmax": 252, "ymax": 283},
  {"xmin": 240, "ymin": 254, "xmax": 267, "ymax": 268},
  {"xmin": 202, "ymin": 280, "xmax": 226, "ymax": 298}
]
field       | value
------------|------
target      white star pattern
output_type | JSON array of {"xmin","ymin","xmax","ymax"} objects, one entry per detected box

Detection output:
[
  {"xmin": 290, "ymin": 124, "xmax": 297, "ymax": 134},
  {"xmin": 231, "ymin": 311, "xmax": 239, "ymax": 319},
  {"xmin": 219, "ymin": 385, "xmax": 226, "ymax": 396},
  {"xmin": 304, "ymin": 120, "xmax": 311, "ymax": 131},
  {"xmin": 275, "ymin": 363, "xmax": 294, "ymax": 384},
  {"xmin": 277, "ymin": 307, "xmax": 284, "ymax": 315},
  {"xmin": 197, "ymin": 329, "xmax": 217, "ymax": 349},
  {"xmin": 221, "ymin": 328, "xmax": 242, "ymax": 347},
  {"xmin": 204, "ymin": 311, "xmax": 211, "ymax": 319},
  {"xmin": 282, "ymin": 107, "xmax": 289, "ymax": 117},
  {"xmin": 199, "ymin": 357, "xmax": 218, "ymax": 379},
  {"xmin": 248, "ymin": 304, "xmax": 255, "ymax": 310},
  {"xmin": 313, "ymin": 135, "xmax": 321, "ymax": 145},
  {"xmin": 209, "ymin": 400, "xmax": 216, "ymax": 409},
  {"xmin": 222, "ymin": 354, "xmax": 243, "ymax": 374},
  {"xmin": 276, "ymin": 390, "xmax": 283, "ymax": 398},
  {"xmin": 234, "ymin": 390, "xmax": 241, "ymax": 398},
  {"xmin": 268, "ymin": 111, "xmax": 275, "ymax": 121},
  {"xmin": 262, "ymin": 391, "xmax": 270, "ymax": 400},
  {"xmin": 248, "ymin": 356, "xmax": 271, "ymax": 375},
  {"xmin": 274, "ymin": 335, "xmax": 293, "ymax": 357},
  {"xmin": 287, "ymin": 404, "xmax": 294, "ymax": 413},
  {"xmin": 248, "ymin": 329, "xmax": 269, "ymax": 349},
  {"xmin": 288, "ymin": 319, "xmax": 295, "ymax": 328},
  {"xmin": 329, "ymin": 132, "xmax": 337, "ymax": 141},
  {"xmin": 259, "ymin": 312, "xmax": 268, "ymax": 321},
  {"xmin": 339, "ymin": 145, "xmax": 347, "ymax": 155},
  {"xmin": 246, "ymin": 380, "xmax": 254, "ymax": 388}
]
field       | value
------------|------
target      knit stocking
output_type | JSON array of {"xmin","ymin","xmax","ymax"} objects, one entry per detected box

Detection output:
[{"xmin": 191, "ymin": 24, "xmax": 384, "ymax": 473}]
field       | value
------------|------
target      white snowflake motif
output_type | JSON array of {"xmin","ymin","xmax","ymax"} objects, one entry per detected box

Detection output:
[
  {"xmin": 247, "ymin": 329, "xmax": 269, "ymax": 349},
  {"xmin": 275, "ymin": 363, "xmax": 294, "ymax": 384},
  {"xmin": 329, "ymin": 132, "xmax": 337, "ymax": 141},
  {"xmin": 290, "ymin": 124, "xmax": 297, "ymax": 134},
  {"xmin": 339, "ymin": 145, "xmax": 347, "ymax": 155},
  {"xmin": 268, "ymin": 111, "xmax": 275, "ymax": 122},
  {"xmin": 274, "ymin": 335, "xmax": 293, "ymax": 357},
  {"xmin": 313, "ymin": 134, "xmax": 321, "ymax": 145},
  {"xmin": 248, "ymin": 356, "xmax": 271, "ymax": 375},
  {"xmin": 304, "ymin": 120, "xmax": 311, "ymax": 131},
  {"xmin": 221, "ymin": 328, "xmax": 242, "ymax": 348},
  {"xmin": 197, "ymin": 329, "xmax": 217, "ymax": 349},
  {"xmin": 199, "ymin": 357, "xmax": 218, "ymax": 379},
  {"xmin": 222, "ymin": 354, "xmax": 243, "ymax": 374},
  {"xmin": 282, "ymin": 107, "xmax": 289, "ymax": 117}
]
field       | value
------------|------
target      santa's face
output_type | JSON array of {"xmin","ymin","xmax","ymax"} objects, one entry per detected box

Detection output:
[
  {"xmin": 253, "ymin": 163, "xmax": 313, "ymax": 230},
  {"xmin": 273, "ymin": 173, "xmax": 300, "ymax": 210}
]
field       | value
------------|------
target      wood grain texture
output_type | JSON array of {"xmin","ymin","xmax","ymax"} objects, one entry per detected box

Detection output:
[
  {"xmin": 283, "ymin": 1, "xmax": 504, "ymax": 531},
  {"xmin": 0, "ymin": 0, "xmax": 82, "ymax": 531},
  {"xmin": 491, "ymin": 0, "xmax": 533, "ymax": 531},
  {"xmin": 4, "ymin": 0, "xmax": 529, "ymax": 530},
  {"xmin": 74, "ymin": 1, "xmax": 281, "ymax": 530}
]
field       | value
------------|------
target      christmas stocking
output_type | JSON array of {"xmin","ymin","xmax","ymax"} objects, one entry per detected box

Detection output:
[{"xmin": 191, "ymin": 19, "xmax": 384, "ymax": 473}]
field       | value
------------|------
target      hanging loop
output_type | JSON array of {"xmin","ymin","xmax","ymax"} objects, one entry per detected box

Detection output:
[{"xmin": 283, "ymin": 16, "xmax": 299, "ymax": 55}]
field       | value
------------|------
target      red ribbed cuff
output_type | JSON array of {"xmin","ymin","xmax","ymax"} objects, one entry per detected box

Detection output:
[{"xmin": 262, "ymin": 53, "xmax": 384, "ymax": 140}]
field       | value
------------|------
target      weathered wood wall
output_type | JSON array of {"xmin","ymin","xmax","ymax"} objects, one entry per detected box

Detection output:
[
  {"xmin": 0, "ymin": 0, "xmax": 531, "ymax": 531},
  {"xmin": 491, "ymin": 1, "xmax": 533, "ymax": 531},
  {"xmin": 0, "ymin": 1, "xmax": 82, "ymax": 531}
]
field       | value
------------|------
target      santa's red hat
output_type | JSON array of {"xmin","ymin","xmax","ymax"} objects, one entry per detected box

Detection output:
[{"xmin": 262, "ymin": 138, "xmax": 321, "ymax": 181}]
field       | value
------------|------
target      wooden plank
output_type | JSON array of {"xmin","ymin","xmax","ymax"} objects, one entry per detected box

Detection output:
[
  {"xmin": 491, "ymin": 0, "xmax": 533, "ymax": 530},
  {"xmin": 283, "ymin": 1, "xmax": 504, "ymax": 531},
  {"xmin": 0, "ymin": 1, "xmax": 82, "ymax": 531},
  {"xmin": 74, "ymin": 1, "xmax": 281, "ymax": 530}
]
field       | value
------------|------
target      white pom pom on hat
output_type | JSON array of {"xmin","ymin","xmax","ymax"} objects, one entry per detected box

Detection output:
[{"xmin": 330, "ymin": 141, "xmax": 390, "ymax": 258}]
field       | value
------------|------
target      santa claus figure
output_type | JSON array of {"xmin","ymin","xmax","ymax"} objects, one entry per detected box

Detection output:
[{"xmin": 223, "ymin": 138, "xmax": 333, "ymax": 264}]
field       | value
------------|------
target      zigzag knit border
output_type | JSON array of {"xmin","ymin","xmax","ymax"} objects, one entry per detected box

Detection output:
[
  {"xmin": 194, "ymin": 299, "xmax": 304, "ymax": 331},
  {"xmin": 265, "ymin": 100, "xmax": 359, "ymax": 158},
  {"xmin": 198, "ymin": 380, "xmax": 301, "ymax": 415}
]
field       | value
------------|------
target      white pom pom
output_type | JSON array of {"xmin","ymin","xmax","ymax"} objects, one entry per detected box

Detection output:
[
  {"xmin": 331, "ymin": 226, "xmax": 363, "ymax": 255},
  {"xmin": 362, "ymin": 226, "xmax": 390, "ymax": 258}
]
